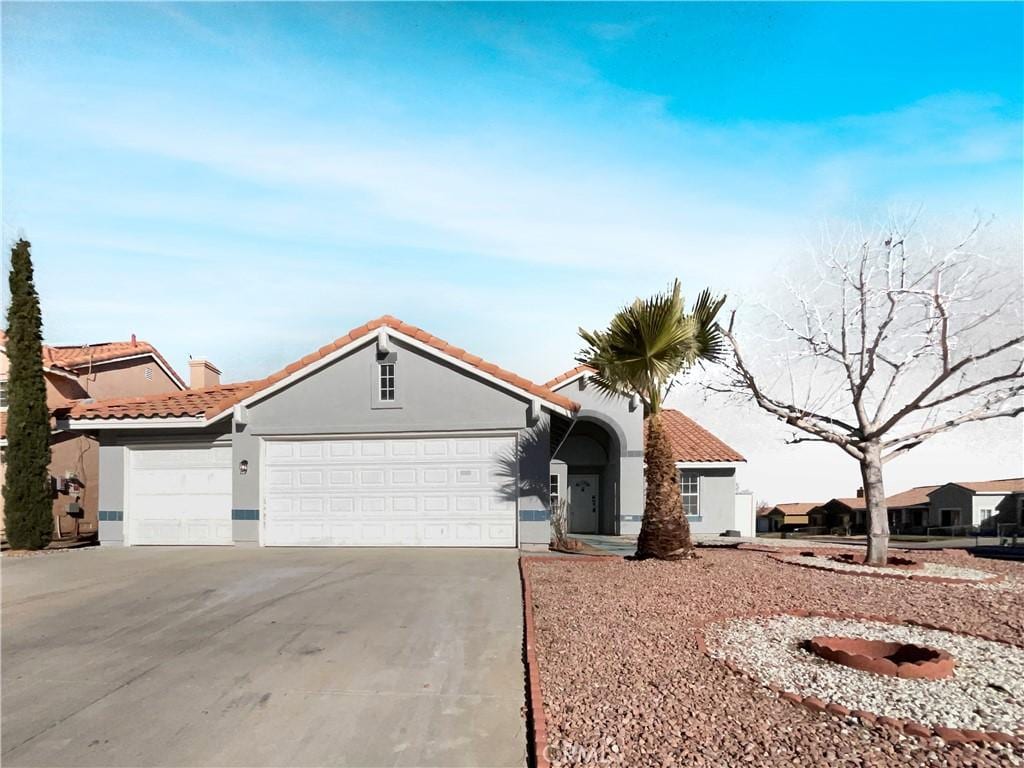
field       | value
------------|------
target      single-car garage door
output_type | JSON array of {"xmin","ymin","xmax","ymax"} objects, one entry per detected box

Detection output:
[
  {"xmin": 263, "ymin": 435, "xmax": 517, "ymax": 547},
  {"xmin": 127, "ymin": 445, "xmax": 232, "ymax": 545}
]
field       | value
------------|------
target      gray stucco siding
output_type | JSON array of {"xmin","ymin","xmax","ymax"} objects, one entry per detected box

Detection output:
[
  {"xmin": 94, "ymin": 426, "xmax": 233, "ymax": 545},
  {"xmin": 234, "ymin": 338, "xmax": 554, "ymax": 543},
  {"xmin": 552, "ymin": 377, "xmax": 643, "ymax": 453},
  {"xmin": 245, "ymin": 338, "xmax": 533, "ymax": 436},
  {"xmin": 550, "ymin": 374, "xmax": 644, "ymax": 534},
  {"xmin": 926, "ymin": 485, "xmax": 975, "ymax": 528},
  {"xmin": 686, "ymin": 467, "xmax": 739, "ymax": 535}
]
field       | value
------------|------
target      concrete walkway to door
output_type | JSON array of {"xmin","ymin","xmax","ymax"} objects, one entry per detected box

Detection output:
[{"xmin": 2, "ymin": 547, "xmax": 526, "ymax": 767}]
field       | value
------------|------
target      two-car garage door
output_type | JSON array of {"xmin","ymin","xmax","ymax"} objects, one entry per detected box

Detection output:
[{"xmin": 263, "ymin": 435, "xmax": 517, "ymax": 547}]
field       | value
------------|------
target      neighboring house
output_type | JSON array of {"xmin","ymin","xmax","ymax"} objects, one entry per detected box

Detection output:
[
  {"xmin": 811, "ymin": 495, "xmax": 868, "ymax": 534},
  {"xmin": 924, "ymin": 479, "xmax": 1023, "ymax": 533},
  {"xmin": 59, "ymin": 316, "xmax": 749, "ymax": 548},
  {"xmin": 802, "ymin": 479, "xmax": 1023, "ymax": 537},
  {"xmin": 762, "ymin": 502, "xmax": 820, "ymax": 533},
  {"xmin": 884, "ymin": 485, "xmax": 940, "ymax": 533},
  {"xmin": 0, "ymin": 334, "xmax": 185, "ymax": 541}
]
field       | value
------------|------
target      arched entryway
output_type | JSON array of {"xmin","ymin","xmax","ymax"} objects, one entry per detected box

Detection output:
[{"xmin": 552, "ymin": 416, "xmax": 621, "ymax": 535}]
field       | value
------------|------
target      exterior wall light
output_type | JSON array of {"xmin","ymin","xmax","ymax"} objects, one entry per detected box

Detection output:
[{"xmin": 239, "ymin": 460, "xmax": 249, "ymax": 476}]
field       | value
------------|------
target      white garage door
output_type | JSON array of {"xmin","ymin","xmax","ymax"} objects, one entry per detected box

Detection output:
[
  {"xmin": 127, "ymin": 445, "xmax": 232, "ymax": 545},
  {"xmin": 263, "ymin": 435, "xmax": 518, "ymax": 547}
]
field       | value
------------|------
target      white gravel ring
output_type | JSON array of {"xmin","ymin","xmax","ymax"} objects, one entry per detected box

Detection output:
[
  {"xmin": 704, "ymin": 615, "xmax": 1024, "ymax": 734},
  {"xmin": 780, "ymin": 553, "xmax": 999, "ymax": 583}
]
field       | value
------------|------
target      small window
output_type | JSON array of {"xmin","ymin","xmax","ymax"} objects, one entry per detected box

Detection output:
[
  {"xmin": 379, "ymin": 362, "xmax": 395, "ymax": 401},
  {"xmin": 144, "ymin": 366, "xmax": 153, "ymax": 381},
  {"xmin": 0, "ymin": 378, "xmax": 7, "ymax": 409},
  {"xmin": 679, "ymin": 471, "xmax": 700, "ymax": 520},
  {"xmin": 550, "ymin": 474, "xmax": 560, "ymax": 508}
]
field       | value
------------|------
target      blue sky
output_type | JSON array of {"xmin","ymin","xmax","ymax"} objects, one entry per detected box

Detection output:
[{"xmin": 3, "ymin": 3, "xmax": 1022, "ymax": 500}]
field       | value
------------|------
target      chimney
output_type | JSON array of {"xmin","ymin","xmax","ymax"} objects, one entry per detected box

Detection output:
[
  {"xmin": 189, "ymin": 359, "xmax": 221, "ymax": 389},
  {"xmin": 856, "ymin": 487, "xmax": 864, "ymax": 498}
]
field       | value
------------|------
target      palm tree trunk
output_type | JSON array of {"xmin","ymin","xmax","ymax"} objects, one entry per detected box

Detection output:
[{"xmin": 636, "ymin": 414, "xmax": 694, "ymax": 560}]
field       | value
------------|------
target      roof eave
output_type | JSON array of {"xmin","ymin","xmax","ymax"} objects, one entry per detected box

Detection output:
[
  {"xmin": 61, "ymin": 411, "xmax": 230, "ymax": 430},
  {"xmin": 674, "ymin": 459, "xmax": 745, "ymax": 468}
]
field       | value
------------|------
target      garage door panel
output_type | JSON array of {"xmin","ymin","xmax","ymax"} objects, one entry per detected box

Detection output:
[
  {"xmin": 128, "ymin": 445, "xmax": 232, "ymax": 546},
  {"xmin": 263, "ymin": 435, "xmax": 517, "ymax": 547}
]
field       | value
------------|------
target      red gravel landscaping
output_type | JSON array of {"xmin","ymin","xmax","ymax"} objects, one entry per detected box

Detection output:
[{"xmin": 524, "ymin": 549, "xmax": 1024, "ymax": 767}]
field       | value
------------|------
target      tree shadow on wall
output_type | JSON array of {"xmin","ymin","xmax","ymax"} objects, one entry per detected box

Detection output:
[{"xmin": 493, "ymin": 425, "xmax": 573, "ymax": 549}]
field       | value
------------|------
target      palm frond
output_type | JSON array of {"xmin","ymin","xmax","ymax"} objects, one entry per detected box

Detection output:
[{"xmin": 577, "ymin": 279, "xmax": 726, "ymax": 413}]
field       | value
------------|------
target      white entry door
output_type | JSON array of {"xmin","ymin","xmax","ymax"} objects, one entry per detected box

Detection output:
[
  {"xmin": 127, "ymin": 445, "xmax": 232, "ymax": 545},
  {"xmin": 568, "ymin": 474, "xmax": 599, "ymax": 534},
  {"xmin": 262, "ymin": 434, "xmax": 518, "ymax": 547}
]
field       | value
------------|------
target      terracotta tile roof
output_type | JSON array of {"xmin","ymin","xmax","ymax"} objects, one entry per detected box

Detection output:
[
  {"xmin": 544, "ymin": 365, "xmax": 595, "ymax": 389},
  {"xmin": 64, "ymin": 382, "xmax": 259, "ymax": 421},
  {"xmin": 651, "ymin": 409, "xmax": 745, "ymax": 463},
  {"xmin": 65, "ymin": 315, "xmax": 579, "ymax": 422},
  {"xmin": 946, "ymin": 478, "xmax": 1024, "ymax": 494},
  {"xmin": 0, "ymin": 331, "xmax": 185, "ymax": 388},
  {"xmin": 825, "ymin": 496, "xmax": 867, "ymax": 511},
  {"xmin": 886, "ymin": 485, "xmax": 940, "ymax": 508},
  {"xmin": 769, "ymin": 503, "xmax": 821, "ymax": 517}
]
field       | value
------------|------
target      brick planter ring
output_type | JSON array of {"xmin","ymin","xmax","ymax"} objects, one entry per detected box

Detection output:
[
  {"xmin": 699, "ymin": 612, "xmax": 1024, "ymax": 745},
  {"xmin": 807, "ymin": 636, "xmax": 955, "ymax": 680}
]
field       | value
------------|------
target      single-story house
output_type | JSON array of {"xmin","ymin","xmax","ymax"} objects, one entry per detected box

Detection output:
[
  {"xmin": 811, "ymin": 495, "xmax": 868, "ymax": 534},
  {"xmin": 805, "ymin": 479, "xmax": 1023, "ymax": 536},
  {"xmin": 1, "ymin": 333, "xmax": 185, "ymax": 542},
  {"xmin": 762, "ymin": 502, "xmax": 820, "ymax": 533},
  {"xmin": 925, "ymin": 479, "xmax": 1023, "ymax": 533},
  {"xmin": 884, "ymin": 485, "xmax": 940, "ymax": 533},
  {"xmin": 60, "ymin": 316, "xmax": 749, "ymax": 548}
]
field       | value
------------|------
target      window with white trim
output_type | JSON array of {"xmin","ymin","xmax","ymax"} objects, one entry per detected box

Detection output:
[
  {"xmin": 679, "ymin": 470, "xmax": 700, "ymax": 520},
  {"xmin": 550, "ymin": 474, "xmax": 560, "ymax": 508},
  {"xmin": 0, "ymin": 378, "xmax": 7, "ymax": 410},
  {"xmin": 378, "ymin": 362, "xmax": 395, "ymax": 402}
]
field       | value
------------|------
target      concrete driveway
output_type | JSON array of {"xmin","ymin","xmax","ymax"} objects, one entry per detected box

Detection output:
[{"xmin": 2, "ymin": 547, "xmax": 526, "ymax": 767}]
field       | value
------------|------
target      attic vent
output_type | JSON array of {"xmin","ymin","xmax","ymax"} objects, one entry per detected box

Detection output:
[{"xmin": 144, "ymin": 366, "xmax": 153, "ymax": 381}]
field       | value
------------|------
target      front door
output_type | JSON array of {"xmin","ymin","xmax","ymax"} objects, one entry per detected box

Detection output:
[{"xmin": 568, "ymin": 474, "xmax": 599, "ymax": 534}]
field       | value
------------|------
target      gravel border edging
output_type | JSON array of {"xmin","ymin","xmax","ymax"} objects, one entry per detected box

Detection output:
[
  {"xmin": 520, "ymin": 555, "xmax": 620, "ymax": 768},
  {"xmin": 694, "ymin": 608, "xmax": 1023, "ymax": 747},
  {"xmin": 768, "ymin": 552, "xmax": 1004, "ymax": 585}
]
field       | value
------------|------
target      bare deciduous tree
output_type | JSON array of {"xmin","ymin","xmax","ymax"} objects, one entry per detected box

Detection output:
[{"xmin": 714, "ymin": 217, "xmax": 1023, "ymax": 564}]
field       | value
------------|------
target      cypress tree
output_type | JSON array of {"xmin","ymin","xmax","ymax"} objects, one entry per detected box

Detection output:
[{"xmin": 3, "ymin": 239, "xmax": 53, "ymax": 549}]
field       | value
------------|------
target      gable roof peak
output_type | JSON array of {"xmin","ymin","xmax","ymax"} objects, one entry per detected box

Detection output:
[{"xmin": 66, "ymin": 315, "xmax": 580, "ymax": 423}]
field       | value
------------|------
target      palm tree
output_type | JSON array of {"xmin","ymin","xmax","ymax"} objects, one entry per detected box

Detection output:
[{"xmin": 577, "ymin": 280, "xmax": 726, "ymax": 560}]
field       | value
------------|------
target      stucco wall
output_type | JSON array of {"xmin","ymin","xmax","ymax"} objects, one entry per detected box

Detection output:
[
  {"xmin": 95, "ymin": 427, "xmax": 232, "ymax": 545},
  {"xmin": 993, "ymin": 494, "xmax": 1023, "ymax": 531},
  {"xmin": 45, "ymin": 375, "xmax": 88, "ymax": 407},
  {"xmin": 926, "ymin": 485, "xmax": 974, "ymax": 527},
  {"xmin": 247, "ymin": 338, "xmax": 533, "ymax": 435},
  {"xmin": 686, "ymin": 468, "xmax": 739, "ymax": 535},
  {"xmin": 73, "ymin": 356, "xmax": 182, "ymax": 400},
  {"xmin": 235, "ymin": 337, "xmax": 551, "ymax": 544},
  {"xmin": 50, "ymin": 432, "xmax": 99, "ymax": 537},
  {"xmin": 550, "ymin": 374, "xmax": 644, "ymax": 534},
  {"xmin": 971, "ymin": 494, "xmax": 1006, "ymax": 528}
]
